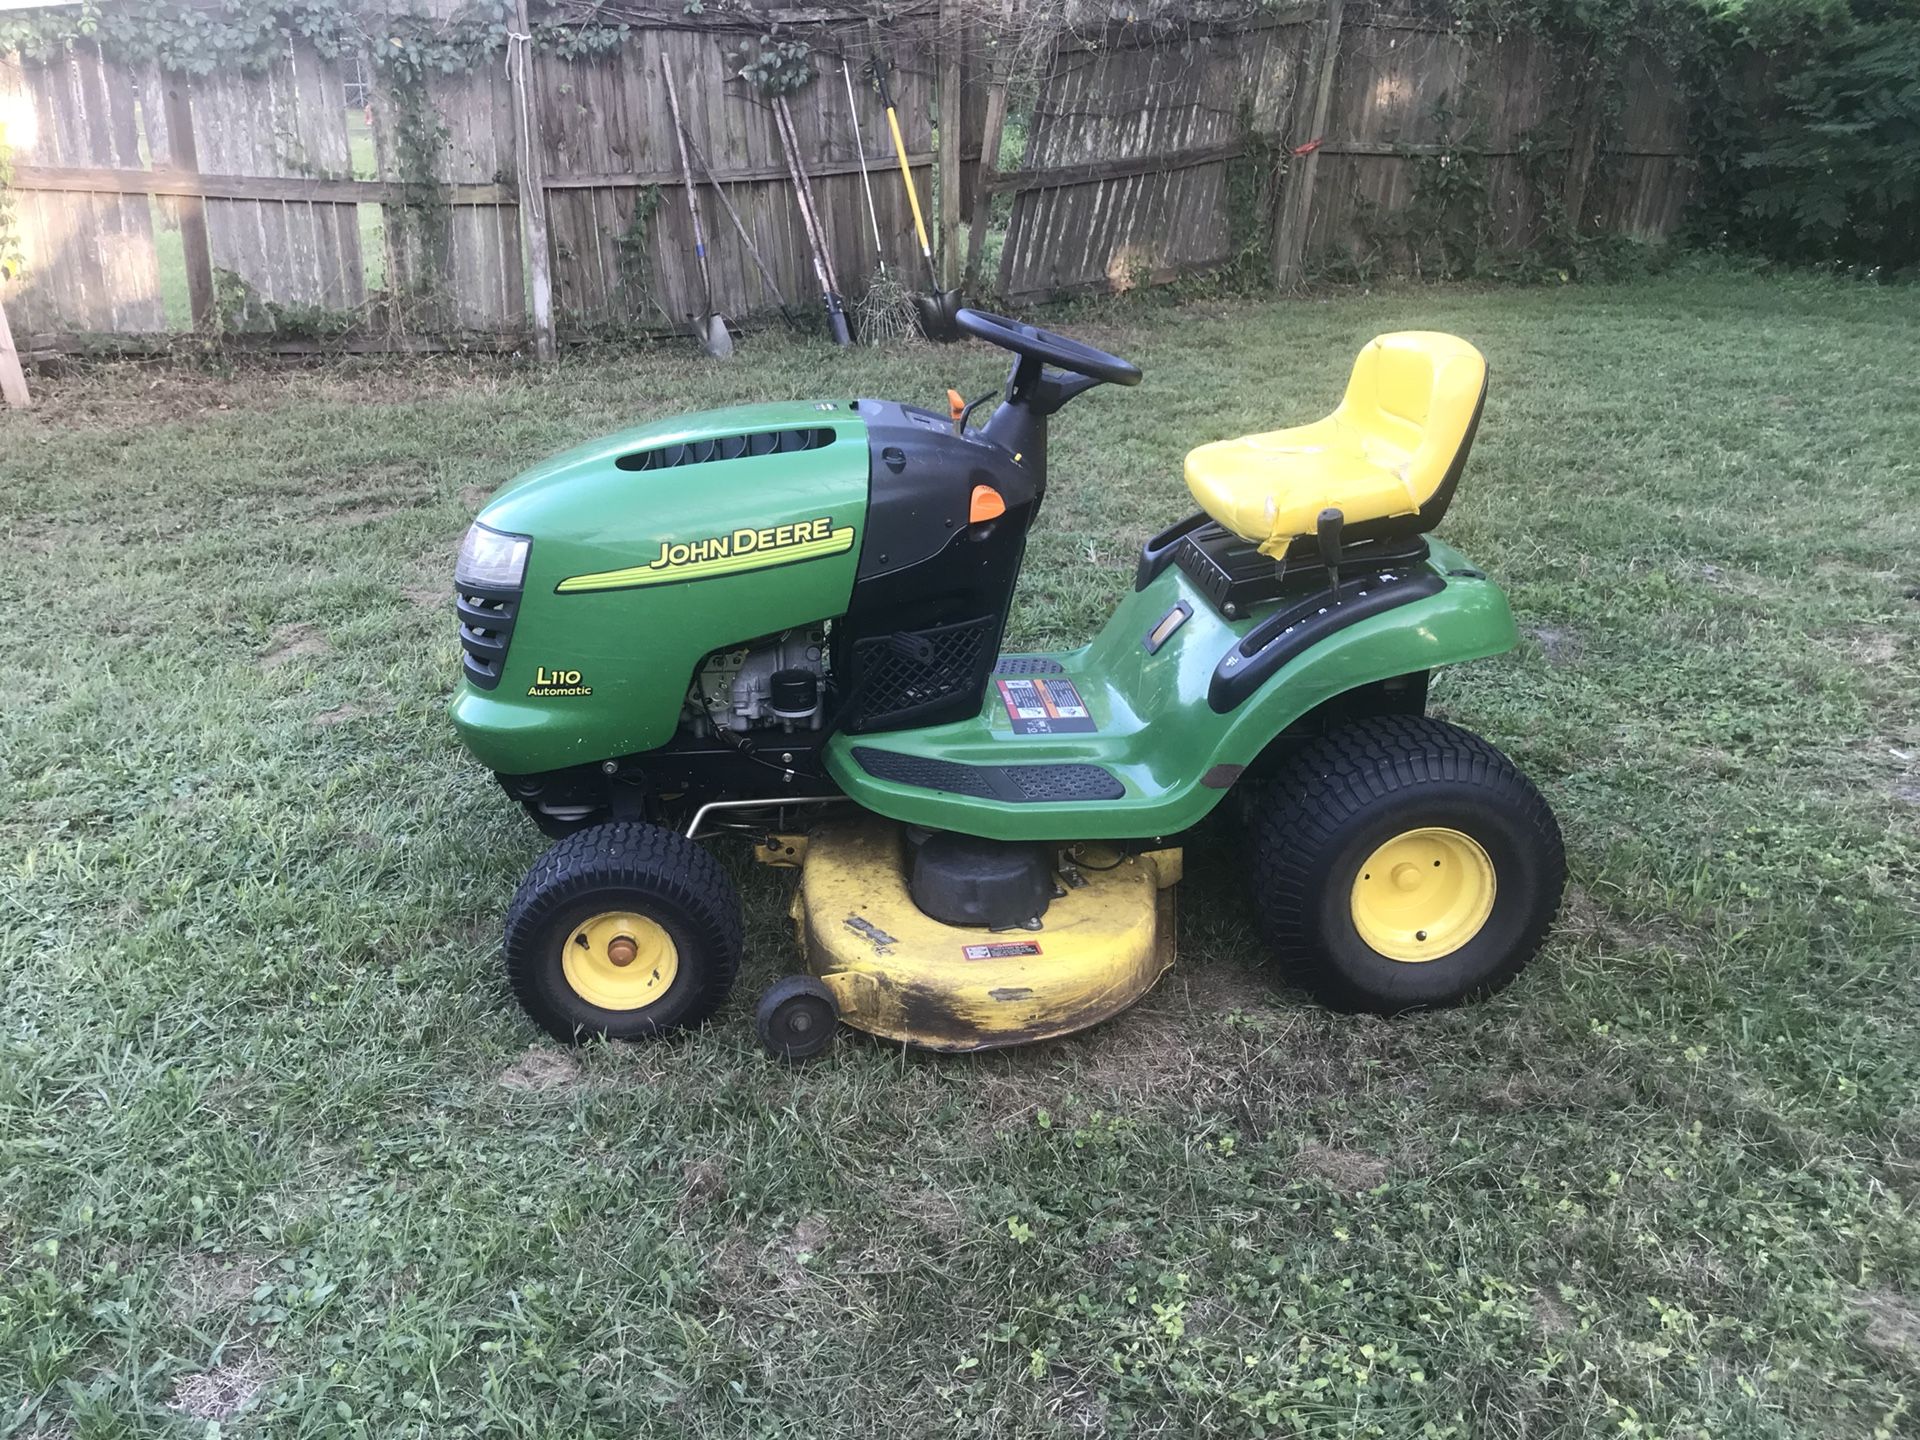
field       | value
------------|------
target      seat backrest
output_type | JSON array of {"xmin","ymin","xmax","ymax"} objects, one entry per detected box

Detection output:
[{"xmin": 1336, "ymin": 331, "xmax": 1487, "ymax": 527}]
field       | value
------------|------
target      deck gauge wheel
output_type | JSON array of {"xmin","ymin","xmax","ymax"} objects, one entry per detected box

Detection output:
[{"xmin": 755, "ymin": 976, "xmax": 840, "ymax": 1063}]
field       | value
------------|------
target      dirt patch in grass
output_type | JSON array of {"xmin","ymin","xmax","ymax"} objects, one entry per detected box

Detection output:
[
  {"xmin": 1869, "ymin": 739, "xmax": 1920, "ymax": 806},
  {"xmin": 313, "ymin": 700, "xmax": 373, "ymax": 728},
  {"xmin": 773, "ymin": 1215, "xmax": 832, "ymax": 1289},
  {"xmin": 1856, "ymin": 1290, "xmax": 1920, "ymax": 1371},
  {"xmin": 167, "ymin": 1254, "xmax": 266, "ymax": 1324},
  {"xmin": 1532, "ymin": 1289, "xmax": 1578, "ymax": 1337},
  {"xmin": 877, "ymin": 1181, "xmax": 965, "ymax": 1245},
  {"xmin": 1525, "ymin": 625, "xmax": 1583, "ymax": 665},
  {"xmin": 1833, "ymin": 628, "xmax": 1900, "ymax": 667},
  {"xmin": 680, "ymin": 1156, "xmax": 729, "ymax": 1211},
  {"xmin": 1691, "ymin": 561, "xmax": 1776, "ymax": 599},
  {"xmin": 499, "ymin": 1047, "xmax": 582, "ymax": 1093},
  {"xmin": 403, "ymin": 584, "xmax": 448, "ymax": 612},
  {"xmin": 167, "ymin": 1350, "xmax": 275, "ymax": 1420},
  {"xmin": 258, "ymin": 624, "xmax": 330, "ymax": 669},
  {"xmin": 17, "ymin": 522, "xmax": 103, "ymax": 556},
  {"xmin": 1296, "ymin": 1143, "xmax": 1389, "ymax": 1195}
]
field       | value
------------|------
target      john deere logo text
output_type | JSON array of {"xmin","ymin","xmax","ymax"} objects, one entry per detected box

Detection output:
[
  {"xmin": 555, "ymin": 518, "xmax": 856, "ymax": 594},
  {"xmin": 528, "ymin": 666, "xmax": 591, "ymax": 697}
]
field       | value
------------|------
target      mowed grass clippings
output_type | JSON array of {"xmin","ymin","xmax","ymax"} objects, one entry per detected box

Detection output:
[{"xmin": 2, "ymin": 271, "xmax": 1917, "ymax": 1438}]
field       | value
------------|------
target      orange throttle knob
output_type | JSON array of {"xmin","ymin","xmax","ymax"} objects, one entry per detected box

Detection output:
[{"xmin": 947, "ymin": 388, "xmax": 966, "ymax": 422}]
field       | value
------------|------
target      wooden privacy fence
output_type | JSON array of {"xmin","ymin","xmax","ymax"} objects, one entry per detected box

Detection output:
[
  {"xmin": 0, "ymin": 0, "xmax": 1694, "ymax": 357},
  {"xmin": 0, "ymin": 3, "xmax": 956, "ymax": 352},
  {"xmin": 985, "ymin": 0, "xmax": 1691, "ymax": 302}
]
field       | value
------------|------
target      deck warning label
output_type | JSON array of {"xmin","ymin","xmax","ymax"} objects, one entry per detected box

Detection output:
[{"xmin": 996, "ymin": 676, "xmax": 1096, "ymax": 735}]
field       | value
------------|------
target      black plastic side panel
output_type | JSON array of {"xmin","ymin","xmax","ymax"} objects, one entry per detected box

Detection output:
[
  {"xmin": 834, "ymin": 399, "xmax": 1042, "ymax": 735},
  {"xmin": 853, "ymin": 400, "xmax": 1037, "ymax": 580},
  {"xmin": 1208, "ymin": 570, "xmax": 1447, "ymax": 712}
]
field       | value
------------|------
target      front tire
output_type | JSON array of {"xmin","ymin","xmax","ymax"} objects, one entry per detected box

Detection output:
[
  {"xmin": 1248, "ymin": 716, "xmax": 1564, "ymax": 1013},
  {"xmin": 504, "ymin": 821, "xmax": 743, "ymax": 1043}
]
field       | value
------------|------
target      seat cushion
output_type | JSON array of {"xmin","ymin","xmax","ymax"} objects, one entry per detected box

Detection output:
[{"xmin": 1184, "ymin": 332, "xmax": 1487, "ymax": 557}]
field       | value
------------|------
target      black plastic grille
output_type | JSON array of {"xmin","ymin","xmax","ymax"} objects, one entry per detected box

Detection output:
[
  {"xmin": 616, "ymin": 427, "xmax": 836, "ymax": 472},
  {"xmin": 844, "ymin": 615, "xmax": 996, "ymax": 731},
  {"xmin": 457, "ymin": 584, "xmax": 520, "ymax": 690}
]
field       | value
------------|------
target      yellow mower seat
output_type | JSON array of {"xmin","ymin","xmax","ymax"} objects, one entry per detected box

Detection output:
[{"xmin": 1184, "ymin": 332, "xmax": 1488, "ymax": 557}]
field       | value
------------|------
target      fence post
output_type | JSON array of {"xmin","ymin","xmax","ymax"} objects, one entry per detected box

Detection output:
[
  {"xmin": 1269, "ymin": 0, "xmax": 1346, "ymax": 289},
  {"xmin": 159, "ymin": 74, "xmax": 215, "ymax": 329},
  {"xmin": 937, "ymin": 0, "xmax": 967, "ymax": 290},
  {"xmin": 509, "ymin": 0, "xmax": 556, "ymax": 361}
]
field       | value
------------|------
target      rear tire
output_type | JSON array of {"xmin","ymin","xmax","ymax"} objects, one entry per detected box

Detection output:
[
  {"xmin": 504, "ymin": 821, "xmax": 742, "ymax": 1043},
  {"xmin": 1247, "ymin": 716, "xmax": 1563, "ymax": 1013}
]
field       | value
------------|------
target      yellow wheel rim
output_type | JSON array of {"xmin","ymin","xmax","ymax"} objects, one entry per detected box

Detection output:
[
  {"xmin": 1350, "ymin": 827, "xmax": 1496, "ymax": 963},
  {"xmin": 561, "ymin": 910, "xmax": 679, "ymax": 1010}
]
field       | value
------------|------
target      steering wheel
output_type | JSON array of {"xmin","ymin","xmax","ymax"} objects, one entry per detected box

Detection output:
[{"xmin": 954, "ymin": 308, "xmax": 1142, "ymax": 388}]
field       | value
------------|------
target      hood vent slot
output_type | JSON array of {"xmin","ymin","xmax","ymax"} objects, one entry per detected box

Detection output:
[{"xmin": 617, "ymin": 426, "xmax": 836, "ymax": 472}]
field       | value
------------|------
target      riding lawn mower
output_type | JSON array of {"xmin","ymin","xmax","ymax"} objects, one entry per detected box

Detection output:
[{"xmin": 450, "ymin": 310, "xmax": 1564, "ymax": 1060}]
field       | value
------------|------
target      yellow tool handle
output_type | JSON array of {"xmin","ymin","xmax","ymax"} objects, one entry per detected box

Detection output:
[{"xmin": 885, "ymin": 104, "xmax": 934, "ymax": 255}]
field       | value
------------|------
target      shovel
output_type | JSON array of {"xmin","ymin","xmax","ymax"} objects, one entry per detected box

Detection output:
[
  {"xmin": 662, "ymin": 60, "xmax": 732, "ymax": 358},
  {"xmin": 682, "ymin": 124, "xmax": 803, "ymax": 331},
  {"xmin": 871, "ymin": 57, "xmax": 961, "ymax": 342},
  {"xmin": 773, "ymin": 94, "xmax": 853, "ymax": 347}
]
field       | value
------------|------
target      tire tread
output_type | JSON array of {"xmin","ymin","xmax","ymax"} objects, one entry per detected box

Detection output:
[
  {"xmin": 1248, "ymin": 716, "xmax": 1563, "ymax": 1008},
  {"xmin": 504, "ymin": 821, "xmax": 743, "ymax": 1041}
]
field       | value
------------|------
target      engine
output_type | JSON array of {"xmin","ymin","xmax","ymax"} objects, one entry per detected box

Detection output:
[{"xmin": 687, "ymin": 627, "xmax": 829, "ymax": 736}]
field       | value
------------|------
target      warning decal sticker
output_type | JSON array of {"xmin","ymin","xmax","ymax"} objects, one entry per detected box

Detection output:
[
  {"xmin": 996, "ymin": 676, "xmax": 1097, "ymax": 736},
  {"xmin": 962, "ymin": 940, "xmax": 1043, "ymax": 960}
]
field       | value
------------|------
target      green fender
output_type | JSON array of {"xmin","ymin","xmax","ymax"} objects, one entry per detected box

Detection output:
[
  {"xmin": 822, "ymin": 537, "xmax": 1519, "ymax": 841},
  {"xmin": 1209, "ymin": 565, "xmax": 1518, "ymax": 773}
]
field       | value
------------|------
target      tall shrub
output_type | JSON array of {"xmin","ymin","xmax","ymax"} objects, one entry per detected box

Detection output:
[{"xmin": 1693, "ymin": 0, "xmax": 1920, "ymax": 271}]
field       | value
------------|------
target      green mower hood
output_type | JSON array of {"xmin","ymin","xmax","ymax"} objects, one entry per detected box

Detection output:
[{"xmin": 451, "ymin": 401, "xmax": 869, "ymax": 775}]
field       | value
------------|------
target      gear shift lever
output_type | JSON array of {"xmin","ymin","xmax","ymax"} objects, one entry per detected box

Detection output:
[{"xmin": 1316, "ymin": 507, "xmax": 1346, "ymax": 598}]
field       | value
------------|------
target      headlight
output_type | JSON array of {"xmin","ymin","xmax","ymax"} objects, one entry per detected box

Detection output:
[{"xmin": 456, "ymin": 522, "xmax": 530, "ymax": 590}]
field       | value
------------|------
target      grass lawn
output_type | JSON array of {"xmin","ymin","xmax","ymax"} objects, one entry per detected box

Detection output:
[{"xmin": 2, "ymin": 271, "xmax": 1917, "ymax": 1438}]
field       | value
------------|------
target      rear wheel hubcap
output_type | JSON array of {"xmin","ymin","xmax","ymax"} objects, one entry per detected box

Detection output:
[{"xmin": 1350, "ymin": 827, "xmax": 1496, "ymax": 963}]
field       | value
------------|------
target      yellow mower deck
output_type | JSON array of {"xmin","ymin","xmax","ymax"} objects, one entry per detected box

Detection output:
[{"xmin": 785, "ymin": 818, "xmax": 1180, "ymax": 1052}]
